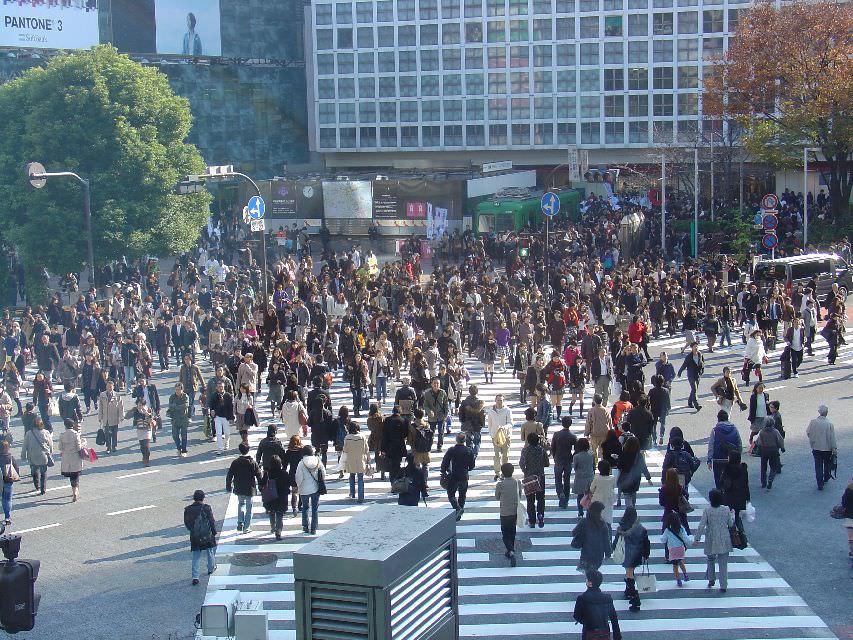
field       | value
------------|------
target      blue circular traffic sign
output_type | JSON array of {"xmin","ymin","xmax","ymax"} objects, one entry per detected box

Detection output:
[
  {"xmin": 541, "ymin": 192, "xmax": 560, "ymax": 217},
  {"xmin": 762, "ymin": 214, "xmax": 778, "ymax": 230},
  {"xmin": 762, "ymin": 233, "xmax": 778, "ymax": 250},
  {"xmin": 247, "ymin": 195, "xmax": 265, "ymax": 220},
  {"xmin": 753, "ymin": 213, "xmax": 763, "ymax": 226}
]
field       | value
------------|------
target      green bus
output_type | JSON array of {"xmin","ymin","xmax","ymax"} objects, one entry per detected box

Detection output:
[{"xmin": 473, "ymin": 189, "xmax": 582, "ymax": 234}]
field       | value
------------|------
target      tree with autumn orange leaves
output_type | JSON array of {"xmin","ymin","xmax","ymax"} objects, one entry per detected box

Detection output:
[{"xmin": 703, "ymin": 0, "xmax": 853, "ymax": 220}]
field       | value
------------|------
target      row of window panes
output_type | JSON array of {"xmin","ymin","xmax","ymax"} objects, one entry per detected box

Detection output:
[
  {"xmin": 314, "ymin": 0, "xmax": 743, "ymax": 24},
  {"xmin": 316, "ymin": 67, "xmax": 704, "ymax": 97},
  {"xmin": 317, "ymin": 93, "xmax": 699, "ymax": 122},
  {"xmin": 315, "ymin": 12, "xmax": 736, "ymax": 46},
  {"xmin": 316, "ymin": 120, "xmax": 698, "ymax": 148},
  {"xmin": 315, "ymin": 40, "xmax": 723, "ymax": 73}
]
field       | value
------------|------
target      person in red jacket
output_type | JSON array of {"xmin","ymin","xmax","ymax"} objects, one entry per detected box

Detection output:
[{"xmin": 628, "ymin": 315, "xmax": 651, "ymax": 362}]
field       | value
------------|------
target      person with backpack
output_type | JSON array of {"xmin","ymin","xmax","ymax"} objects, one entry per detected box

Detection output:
[
  {"xmin": 707, "ymin": 410, "xmax": 742, "ymax": 489},
  {"xmin": 662, "ymin": 436, "xmax": 700, "ymax": 489},
  {"xmin": 487, "ymin": 394, "xmax": 513, "ymax": 482},
  {"xmin": 661, "ymin": 511, "xmax": 693, "ymax": 587},
  {"xmin": 459, "ymin": 384, "xmax": 485, "ymax": 459},
  {"xmin": 756, "ymin": 417, "xmax": 785, "ymax": 490},
  {"xmin": 407, "ymin": 408, "xmax": 433, "ymax": 486},
  {"xmin": 613, "ymin": 505, "xmax": 649, "ymax": 612},
  {"xmin": 396, "ymin": 453, "xmax": 428, "ymax": 506},
  {"xmin": 440, "ymin": 433, "xmax": 476, "ymax": 520},
  {"xmin": 256, "ymin": 423, "xmax": 286, "ymax": 471},
  {"xmin": 423, "ymin": 377, "xmax": 450, "ymax": 452},
  {"xmin": 184, "ymin": 489, "xmax": 217, "ymax": 585}
]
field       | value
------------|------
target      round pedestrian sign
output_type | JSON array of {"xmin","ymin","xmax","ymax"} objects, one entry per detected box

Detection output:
[
  {"xmin": 762, "ymin": 233, "xmax": 778, "ymax": 250},
  {"xmin": 753, "ymin": 213, "xmax": 763, "ymax": 226},
  {"xmin": 762, "ymin": 214, "xmax": 778, "ymax": 230},
  {"xmin": 761, "ymin": 194, "xmax": 779, "ymax": 210}
]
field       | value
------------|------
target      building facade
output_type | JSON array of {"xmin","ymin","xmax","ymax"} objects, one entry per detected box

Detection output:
[{"xmin": 307, "ymin": 0, "xmax": 748, "ymax": 168}]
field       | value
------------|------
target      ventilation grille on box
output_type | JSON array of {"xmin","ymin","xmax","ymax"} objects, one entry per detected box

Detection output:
[
  {"xmin": 309, "ymin": 585, "xmax": 370, "ymax": 640},
  {"xmin": 388, "ymin": 545, "xmax": 453, "ymax": 640}
]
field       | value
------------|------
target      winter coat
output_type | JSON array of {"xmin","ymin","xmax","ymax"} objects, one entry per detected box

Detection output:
[
  {"xmin": 756, "ymin": 423, "xmax": 784, "ymax": 455},
  {"xmin": 58, "ymin": 391, "xmax": 83, "ymax": 424},
  {"xmin": 519, "ymin": 443, "xmax": 548, "ymax": 484},
  {"xmin": 494, "ymin": 477, "xmax": 522, "ymax": 517},
  {"xmin": 184, "ymin": 502, "xmax": 217, "ymax": 551},
  {"xmin": 806, "ymin": 416, "xmax": 837, "ymax": 451},
  {"xmin": 126, "ymin": 407, "xmax": 154, "ymax": 442},
  {"xmin": 616, "ymin": 450, "xmax": 650, "ymax": 494},
  {"xmin": 342, "ymin": 433, "xmax": 369, "ymax": 474},
  {"xmin": 616, "ymin": 520, "xmax": 648, "ymax": 569},
  {"xmin": 572, "ymin": 516, "xmax": 612, "ymax": 571},
  {"xmin": 261, "ymin": 466, "xmax": 291, "ymax": 512},
  {"xmin": 59, "ymin": 428, "xmax": 86, "ymax": 474},
  {"xmin": 695, "ymin": 505, "xmax": 734, "ymax": 556},
  {"xmin": 720, "ymin": 462, "xmax": 750, "ymax": 510},
  {"xmin": 280, "ymin": 400, "xmax": 307, "ymax": 439},
  {"xmin": 256, "ymin": 436, "xmax": 286, "ymax": 470},
  {"xmin": 584, "ymin": 405, "xmax": 611, "ymax": 440},
  {"xmin": 23, "ymin": 427, "xmax": 53, "ymax": 466},
  {"xmin": 572, "ymin": 450, "xmax": 595, "ymax": 496},
  {"xmin": 226, "ymin": 455, "xmax": 264, "ymax": 497},
  {"xmin": 589, "ymin": 473, "xmax": 617, "ymax": 524},
  {"xmin": 98, "ymin": 391, "xmax": 125, "ymax": 427},
  {"xmin": 294, "ymin": 455, "xmax": 326, "ymax": 495},
  {"xmin": 167, "ymin": 393, "xmax": 191, "ymax": 430},
  {"xmin": 397, "ymin": 464, "xmax": 428, "ymax": 506}
]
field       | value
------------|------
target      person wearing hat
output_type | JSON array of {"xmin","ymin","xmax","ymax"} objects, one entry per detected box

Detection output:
[{"xmin": 184, "ymin": 489, "xmax": 218, "ymax": 585}]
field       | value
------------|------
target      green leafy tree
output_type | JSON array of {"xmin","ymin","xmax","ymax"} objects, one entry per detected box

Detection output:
[{"xmin": 0, "ymin": 45, "xmax": 211, "ymax": 284}]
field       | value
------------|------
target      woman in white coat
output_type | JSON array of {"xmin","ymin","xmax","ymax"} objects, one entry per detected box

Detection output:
[
  {"xmin": 743, "ymin": 329, "xmax": 766, "ymax": 385},
  {"xmin": 59, "ymin": 418, "xmax": 87, "ymax": 502},
  {"xmin": 279, "ymin": 390, "xmax": 308, "ymax": 440},
  {"xmin": 588, "ymin": 459, "xmax": 617, "ymax": 530}
]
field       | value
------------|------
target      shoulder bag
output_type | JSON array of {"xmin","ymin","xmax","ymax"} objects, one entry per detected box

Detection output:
[
  {"xmin": 2, "ymin": 462, "xmax": 19, "ymax": 483},
  {"xmin": 310, "ymin": 466, "xmax": 327, "ymax": 495},
  {"xmin": 521, "ymin": 475, "xmax": 542, "ymax": 496},
  {"xmin": 678, "ymin": 494, "xmax": 694, "ymax": 514},
  {"xmin": 830, "ymin": 504, "xmax": 845, "ymax": 519},
  {"xmin": 611, "ymin": 533, "xmax": 626, "ymax": 564},
  {"xmin": 729, "ymin": 525, "xmax": 748, "ymax": 550},
  {"xmin": 261, "ymin": 478, "xmax": 278, "ymax": 503}
]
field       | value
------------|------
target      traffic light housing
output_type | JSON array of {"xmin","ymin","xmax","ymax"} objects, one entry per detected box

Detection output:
[
  {"xmin": 0, "ymin": 535, "xmax": 40, "ymax": 633},
  {"xmin": 518, "ymin": 237, "xmax": 530, "ymax": 258}
]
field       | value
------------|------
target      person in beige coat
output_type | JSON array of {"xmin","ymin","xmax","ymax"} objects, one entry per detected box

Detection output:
[
  {"xmin": 59, "ymin": 418, "xmax": 87, "ymax": 502},
  {"xmin": 236, "ymin": 354, "xmax": 258, "ymax": 395},
  {"xmin": 98, "ymin": 380, "xmax": 125, "ymax": 453},
  {"xmin": 342, "ymin": 423, "xmax": 369, "ymax": 502},
  {"xmin": 584, "ymin": 394, "xmax": 612, "ymax": 463}
]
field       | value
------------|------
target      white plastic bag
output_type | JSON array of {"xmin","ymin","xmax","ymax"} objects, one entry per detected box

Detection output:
[{"xmin": 744, "ymin": 501, "xmax": 756, "ymax": 523}]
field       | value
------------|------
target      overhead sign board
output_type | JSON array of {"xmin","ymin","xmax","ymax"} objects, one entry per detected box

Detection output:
[
  {"xmin": 0, "ymin": 1, "xmax": 100, "ymax": 49},
  {"xmin": 567, "ymin": 146, "xmax": 580, "ymax": 182},
  {"xmin": 481, "ymin": 161, "xmax": 513, "ymax": 174}
]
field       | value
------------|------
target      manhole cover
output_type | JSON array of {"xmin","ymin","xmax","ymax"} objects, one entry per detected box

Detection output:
[{"xmin": 230, "ymin": 552, "xmax": 278, "ymax": 567}]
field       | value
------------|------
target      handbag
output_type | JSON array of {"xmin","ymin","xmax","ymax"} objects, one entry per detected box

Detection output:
[
  {"xmin": 2, "ymin": 462, "xmax": 19, "ymax": 483},
  {"xmin": 376, "ymin": 452, "xmax": 391, "ymax": 473},
  {"xmin": 440, "ymin": 474, "xmax": 450, "ymax": 490},
  {"xmin": 493, "ymin": 428, "xmax": 507, "ymax": 448},
  {"xmin": 522, "ymin": 475, "xmax": 542, "ymax": 496},
  {"xmin": 88, "ymin": 447, "xmax": 98, "ymax": 463},
  {"xmin": 46, "ymin": 452, "xmax": 54, "ymax": 467},
  {"xmin": 580, "ymin": 492, "xmax": 592, "ymax": 509},
  {"xmin": 96, "ymin": 429, "xmax": 106, "ymax": 446},
  {"xmin": 79, "ymin": 447, "xmax": 89, "ymax": 459},
  {"xmin": 667, "ymin": 545, "xmax": 686, "ymax": 561},
  {"xmin": 744, "ymin": 501, "xmax": 756, "ymax": 523},
  {"xmin": 391, "ymin": 476, "xmax": 413, "ymax": 494},
  {"xmin": 611, "ymin": 534, "xmax": 625, "ymax": 564},
  {"xmin": 261, "ymin": 479, "xmax": 278, "ymax": 503},
  {"xmin": 729, "ymin": 525, "xmax": 748, "ymax": 550},
  {"xmin": 678, "ymin": 494, "xmax": 694, "ymax": 514},
  {"xmin": 515, "ymin": 481, "xmax": 526, "ymax": 527},
  {"xmin": 47, "ymin": 397, "xmax": 59, "ymax": 417},
  {"xmin": 635, "ymin": 563, "xmax": 657, "ymax": 593}
]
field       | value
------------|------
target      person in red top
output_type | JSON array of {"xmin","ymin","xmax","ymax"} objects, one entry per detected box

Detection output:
[
  {"xmin": 563, "ymin": 340, "xmax": 581, "ymax": 367},
  {"xmin": 627, "ymin": 315, "xmax": 652, "ymax": 362},
  {"xmin": 541, "ymin": 351, "xmax": 567, "ymax": 419}
]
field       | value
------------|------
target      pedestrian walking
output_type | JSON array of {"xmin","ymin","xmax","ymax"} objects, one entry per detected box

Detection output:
[
  {"xmin": 838, "ymin": 477, "xmax": 853, "ymax": 568},
  {"xmin": 571, "ymin": 501, "xmax": 612, "ymax": 572},
  {"xmin": 260, "ymin": 455, "xmax": 290, "ymax": 540},
  {"xmin": 396, "ymin": 453, "xmax": 428, "ymax": 506},
  {"xmin": 23, "ymin": 418, "xmax": 53, "ymax": 494},
  {"xmin": 59, "ymin": 418, "xmax": 87, "ymax": 502},
  {"xmin": 494, "ymin": 462, "xmax": 522, "ymax": 566},
  {"xmin": 226, "ymin": 442, "xmax": 264, "ymax": 533},
  {"xmin": 126, "ymin": 397, "xmax": 154, "ymax": 466},
  {"xmin": 661, "ymin": 436, "xmax": 699, "ymax": 489},
  {"xmin": 342, "ymin": 422, "xmax": 369, "ymax": 502},
  {"xmin": 710, "ymin": 366, "xmax": 746, "ymax": 416},
  {"xmin": 589, "ymin": 460, "xmax": 617, "ymax": 529},
  {"xmin": 423, "ymin": 377, "xmax": 450, "ymax": 452},
  {"xmin": 693, "ymin": 489, "xmax": 735, "ymax": 593},
  {"xmin": 756, "ymin": 417, "xmax": 784, "ymax": 490},
  {"xmin": 294, "ymin": 445, "xmax": 326, "ymax": 534},
  {"xmin": 648, "ymin": 375, "xmax": 671, "ymax": 446},
  {"xmin": 440, "ymin": 433, "xmax": 475, "ymax": 520},
  {"xmin": 615, "ymin": 435, "xmax": 652, "ymax": 508},
  {"xmin": 677, "ymin": 342, "xmax": 704, "ymax": 412},
  {"xmin": 572, "ymin": 569, "xmax": 622, "ymax": 640},
  {"xmin": 167, "ymin": 382, "xmax": 191, "ymax": 458},
  {"xmin": 209, "ymin": 380, "xmax": 235, "ymax": 455},
  {"xmin": 659, "ymin": 467, "xmax": 691, "ymax": 534},
  {"xmin": 707, "ymin": 410, "xmax": 742, "ymax": 489},
  {"xmin": 98, "ymin": 380, "xmax": 124, "ymax": 453},
  {"xmin": 584, "ymin": 394, "xmax": 612, "ymax": 464},
  {"xmin": 806, "ymin": 405, "xmax": 837, "ymax": 490},
  {"xmin": 719, "ymin": 450, "xmax": 750, "ymax": 534},
  {"xmin": 459, "ymin": 385, "xmax": 485, "ymax": 459},
  {"xmin": 661, "ymin": 511, "xmax": 692, "ymax": 587},
  {"xmin": 519, "ymin": 431, "xmax": 549, "ymax": 528},
  {"xmin": 487, "ymin": 394, "xmax": 513, "ymax": 482},
  {"xmin": 747, "ymin": 382, "xmax": 770, "ymax": 446},
  {"xmin": 572, "ymin": 438, "xmax": 595, "ymax": 516},
  {"xmin": 613, "ymin": 505, "xmax": 649, "ymax": 611},
  {"xmin": 183, "ymin": 489, "xmax": 217, "ymax": 585},
  {"xmin": 551, "ymin": 416, "xmax": 577, "ymax": 509},
  {"xmin": 0, "ymin": 440, "xmax": 20, "ymax": 525}
]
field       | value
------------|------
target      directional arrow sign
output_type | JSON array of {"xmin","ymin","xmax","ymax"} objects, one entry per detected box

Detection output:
[
  {"xmin": 247, "ymin": 195, "xmax": 265, "ymax": 220},
  {"xmin": 540, "ymin": 192, "xmax": 560, "ymax": 217}
]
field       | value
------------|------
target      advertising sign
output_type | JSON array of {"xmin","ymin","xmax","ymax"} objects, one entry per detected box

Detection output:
[
  {"xmin": 371, "ymin": 179, "xmax": 463, "ymax": 223},
  {"xmin": 155, "ymin": 0, "xmax": 221, "ymax": 56},
  {"xmin": 322, "ymin": 181, "xmax": 373, "ymax": 219},
  {"xmin": 0, "ymin": 1, "xmax": 99, "ymax": 49}
]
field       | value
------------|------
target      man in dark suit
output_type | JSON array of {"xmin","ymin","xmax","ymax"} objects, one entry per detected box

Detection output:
[
  {"xmin": 155, "ymin": 318, "xmax": 172, "ymax": 371},
  {"xmin": 590, "ymin": 347, "xmax": 613, "ymax": 406},
  {"xmin": 170, "ymin": 316, "xmax": 185, "ymax": 367}
]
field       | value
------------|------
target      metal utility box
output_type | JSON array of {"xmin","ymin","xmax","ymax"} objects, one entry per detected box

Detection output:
[{"xmin": 293, "ymin": 505, "xmax": 458, "ymax": 640}]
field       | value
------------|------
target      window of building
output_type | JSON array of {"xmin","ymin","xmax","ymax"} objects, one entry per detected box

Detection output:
[
  {"xmin": 653, "ymin": 121, "xmax": 674, "ymax": 142},
  {"xmin": 604, "ymin": 42, "xmax": 623, "ymax": 64},
  {"xmin": 359, "ymin": 127, "xmax": 377, "ymax": 147},
  {"xmin": 703, "ymin": 9, "xmax": 723, "ymax": 32},
  {"xmin": 652, "ymin": 66, "xmax": 673, "ymax": 89},
  {"xmin": 653, "ymin": 39, "xmax": 673, "ymax": 61},
  {"xmin": 400, "ymin": 101, "xmax": 419, "ymax": 121},
  {"xmin": 337, "ymin": 27, "xmax": 354, "ymax": 47},
  {"xmin": 556, "ymin": 17, "xmax": 574, "ymax": 38},
  {"xmin": 535, "ymin": 123, "xmax": 554, "ymax": 144},
  {"xmin": 487, "ymin": 21, "xmax": 505, "ymax": 41},
  {"xmin": 627, "ymin": 14, "xmax": 647, "ymax": 36},
  {"xmin": 678, "ymin": 0, "xmax": 697, "ymax": 7},
  {"xmin": 678, "ymin": 65, "xmax": 698, "ymax": 88},
  {"xmin": 512, "ymin": 123, "xmax": 531, "ymax": 145},
  {"xmin": 534, "ymin": 44, "xmax": 553, "ymax": 66},
  {"xmin": 579, "ymin": 68, "xmax": 598, "ymax": 90},
  {"xmin": 628, "ymin": 0, "xmax": 647, "ymax": 7},
  {"xmin": 604, "ymin": 94, "xmax": 624, "ymax": 117},
  {"xmin": 379, "ymin": 76, "xmax": 396, "ymax": 97},
  {"xmin": 467, "ymin": 124, "xmax": 485, "ymax": 145},
  {"xmin": 420, "ymin": 0, "xmax": 439, "ymax": 18},
  {"xmin": 653, "ymin": 93, "xmax": 673, "ymax": 116},
  {"xmin": 534, "ymin": 70, "xmax": 553, "ymax": 92},
  {"xmin": 533, "ymin": 19, "xmax": 552, "ymax": 40},
  {"xmin": 397, "ymin": 0, "xmax": 416, "ymax": 19},
  {"xmin": 338, "ymin": 78, "xmax": 355, "ymax": 98},
  {"xmin": 317, "ymin": 29, "xmax": 334, "ymax": 49},
  {"xmin": 487, "ymin": 0, "xmax": 505, "ymax": 16},
  {"xmin": 628, "ymin": 93, "xmax": 648, "ymax": 116},
  {"xmin": 377, "ymin": 0, "xmax": 394, "ymax": 19},
  {"xmin": 579, "ymin": 16, "xmax": 598, "ymax": 37},
  {"xmin": 556, "ymin": 0, "xmax": 575, "ymax": 12},
  {"xmin": 489, "ymin": 72, "xmax": 507, "ymax": 93},
  {"xmin": 677, "ymin": 119, "xmax": 698, "ymax": 142},
  {"xmin": 465, "ymin": 23, "xmax": 483, "ymax": 43},
  {"xmin": 510, "ymin": 19, "xmax": 529, "ymax": 41},
  {"xmin": 319, "ymin": 127, "xmax": 336, "ymax": 147},
  {"xmin": 511, "ymin": 97, "xmax": 531, "ymax": 118},
  {"xmin": 488, "ymin": 47, "xmax": 506, "ymax": 68},
  {"xmin": 509, "ymin": 0, "xmax": 528, "ymax": 14},
  {"xmin": 604, "ymin": 16, "xmax": 622, "ymax": 36},
  {"xmin": 317, "ymin": 54, "xmax": 334, "ymax": 75},
  {"xmin": 443, "ymin": 23, "xmax": 461, "ymax": 44},
  {"xmin": 678, "ymin": 38, "xmax": 698, "ymax": 61},
  {"xmin": 420, "ymin": 23, "xmax": 438, "ymax": 45},
  {"xmin": 557, "ymin": 71, "xmax": 576, "ymax": 91},
  {"xmin": 319, "ymin": 103, "xmax": 336, "ymax": 125},
  {"xmin": 401, "ymin": 126, "xmax": 419, "ymax": 146},
  {"xmin": 441, "ymin": 0, "xmax": 460, "ymax": 16},
  {"xmin": 380, "ymin": 127, "xmax": 397, "ymax": 147},
  {"xmin": 489, "ymin": 124, "xmax": 508, "ymax": 145},
  {"xmin": 340, "ymin": 127, "xmax": 357, "ymax": 146},
  {"xmin": 467, "ymin": 98, "xmax": 485, "ymax": 118},
  {"xmin": 728, "ymin": 8, "xmax": 741, "ymax": 31},
  {"xmin": 533, "ymin": 0, "xmax": 551, "ymax": 13},
  {"xmin": 444, "ymin": 99, "xmax": 463, "ymax": 119},
  {"xmin": 444, "ymin": 74, "xmax": 463, "ymax": 94},
  {"xmin": 534, "ymin": 96, "xmax": 554, "ymax": 118},
  {"xmin": 579, "ymin": 0, "xmax": 598, "ymax": 10},
  {"xmin": 627, "ymin": 67, "xmax": 648, "ymax": 89},
  {"xmin": 510, "ymin": 46, "xmax": 529, "ymax": 67},
  {"xmin": 465, "ymin": 0, "xmax": 482, "ymax": 16},
  {"xmin": 378, "ymin": 25, "xmax": 395, "ymax": 46},
  {"xmin": 466, "ymin": 49, "xmax": 484, "ymax": 69},
  {"xmin": 603, "ymin": 68, "xmax": 623, "ymax": 90},
  {"xmin": 443, "ymin": 48, "xmax": 462, "ymax": 69},
  {"xmin": 336, "ymin": 2, "xmax": 352, "ymax": 23},
  {"xmin": 629, "ymin": 121, "xmax": 648, "ymax": 143},
  {"xmin": 678, "ymin": 93, "xmax": 698, "ymax": 115},
  {"xmin": 359, "ymin": 102, "xmax": 376, "ymax": 122},
  {"xmin": 422, "ymin": 125, "xmax": 441, "ymax": 145},
  {"xmin": 703, "ymin": 37, "xmax": 723, "ymax": 59},
  {"xmin": 358, "ymin": 77, "xmax": 375, "ymax": 98},
  {"xmin": 466, "ymin": 73, "xmax": 485, "ymax": 93},
  {"xmin": 558, "ymin": 44, "xmax": 578, "ymax": 65},
  {"xmin": 356, "ymin": 27, "xmax": 373, "ymax": 47},
  {"xmin": 557, "ymin": 121, "xmax": 577, "ymax": 143},
  {"xmin": 337, "ymin": 54, "xmax": 354, "ymax": 75},
  {"xmin": 627, "ymin": 41, "xmax": 647, "ymax": 63},
  {"xmin": 379, "ymin": 101, "xmax": 397, "ymax": 121},
  {"xmin": 489, "ymin": 97, "xmax": 508, "ymax": 118},
  {"xmin": 316, "ymin": 4, "xmax": 333, "ymax": 25},
  {"xmin": 510, "ymin": 72, "xmax": 529, "ymax": 93},
  {"xmin": 396, "ymin": 25, "xmax": 415, "ymax": 45},
  {"xmin": 556, "ymin": 97, "xmax": 576, "ymax": 117},
  {"xmin": 421, "ymin": 50, "xmax": 440, "ymax": 70},
  {"xmin": 422, "ymin": 99, "xmax": 441, "ymax": 120},
  {"xmin": 652, "ymin": 13, "xmax": 673, "ymax": 35},
  {"xmin": 378, "ymin": 51, "xmax": 396, "ymax": 72},
  {"xmin": 445, "ymin": 125, "xmax": 464, "ymax": 145},
  {"xmin": 580, "ymin": 43, "xmax": 598, "ymax": 65},
  {"xmin": 653, "ymin": 0, "xmax": 672, "ymax": 7},
  {"xmin": 396, "ymin": 77, "xmax": 415, "ymax": 99},
  {"xmin": 605, "ymin": 121, "xmax": 624, "ymax": 144},
  {"xmin": 581, "ymin": 122, "xmax": 600, "ymax": 144},
  {"xmin": 421, "ymin": 75, "xmax": 440, "ymax": 94},
  {"xmin": 677, "ymin": 11, "xmax": 697, "ymax": 33},
  {"xmin": 399, "ymin": 50, "xmax": 417, "ymax": 71},
  {"xmin": 580, "ymin": 95, "xmax": 599, "ymax": 117}
]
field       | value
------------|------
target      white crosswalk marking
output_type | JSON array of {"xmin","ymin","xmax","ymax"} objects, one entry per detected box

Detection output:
[{"xmin": 199, "ymin": 335, "xmax": 839, "ymax": 640}]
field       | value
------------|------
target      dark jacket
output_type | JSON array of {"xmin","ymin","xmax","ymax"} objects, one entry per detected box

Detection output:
[
  {"xmin": 226, "ymin": 454, "xmax": 264, "ymax": 497},
  {"xmin": 381, "ymin": 414, "xmax": 409, "ymax": 459},
  {"xmin": 209, "ymin": 391, "xmax": 235, "ymax": 421},
  {"xmin": 256, "ymin": 436, "xmax": 286, "ymax": 470},
  {"xmin": 624, "ymin": 406, "xmax": 655, "ymax": 448},
  {"xmin": 261, "ymin": 466, "xmax": 291, "ymax": 512},
  {"xmin": 648, "ymin": 385, "xmax": 671, "ymax": 418},
  {"xmin": 519, "ymin": 443, "xmax": 549, "ymax": 482},
  {"xmin": 747, "ymin": 392, "xmax": 770, "ymax": 423},
  {"xmin": 397, "ymin": 464, "xmax": 429, "ymax": 506},
  {"xmin": 572, "ymin": 587, "xmax": 621, "ymax": 640},
  {"xmin": 551, "ymin": 427, "xmax": 577, "ymax": 466},
  {"xmin": 440, "ymin": 443, "xmax": 476, "ymax": 481},
  {"xmin": 677, "ymin": 352, "xmax": 705, "ymax": 380},
  {"xmin": 720, "ymin": 461, "xmax": 750, "ymax": 510},
  {"xmin": 184, "ymin": 502, "xmax": 217, "ymax": 551},
  {"xmin": 132, "ymin": 383, "xmax": 161, "ymax": 413}
]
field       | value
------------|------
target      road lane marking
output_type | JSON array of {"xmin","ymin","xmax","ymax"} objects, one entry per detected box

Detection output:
[
  {"xmin": 115, "ymin": 469, "xmax": 161, "ymax": 480},
  {"xmin": 106, "ymin": 505, "xmax": 156, "ymax": 516},
  {"xmin": 198, "ymin": 457, "xmax": 230, "ymax": 465},
  {"xmin": 763, "ymin": 386, "xmax": 786, "ymax": 392},
  {"xmin": 13, "ymin": 523, "xmax": 62, "ymax": 534},
  {"xmin": 805, "ymin": 376, "xmax": 833, "ymax": 383}
]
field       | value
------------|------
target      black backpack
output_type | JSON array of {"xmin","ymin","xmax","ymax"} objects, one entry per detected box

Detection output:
[
  {"xmin": 674, "ymin": 449, "xmax": 700, "ymax": 477},
  {"xmin": 414, "ymin": 428, "xmax": 433, "ymax": 453},
  {"xmin": 192, "ymin": 508, "xmax": 214, "ymax": 547}
]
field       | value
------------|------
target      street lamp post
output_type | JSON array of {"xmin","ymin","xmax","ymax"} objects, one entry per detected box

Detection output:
[
  {"xmin": 803, "ymin": 147, "xmax": 820, "ymax": 248},
  {"xmin": 694, "ymin": 147, "xmax": 700, "ymax": 259},
  {"xmin": 25, "ymin": 162, "xmax": 95, "ymax": 289},
  {"xmin": 661, "ymin": 156, "xmax": 666, "ymax": 257}
]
